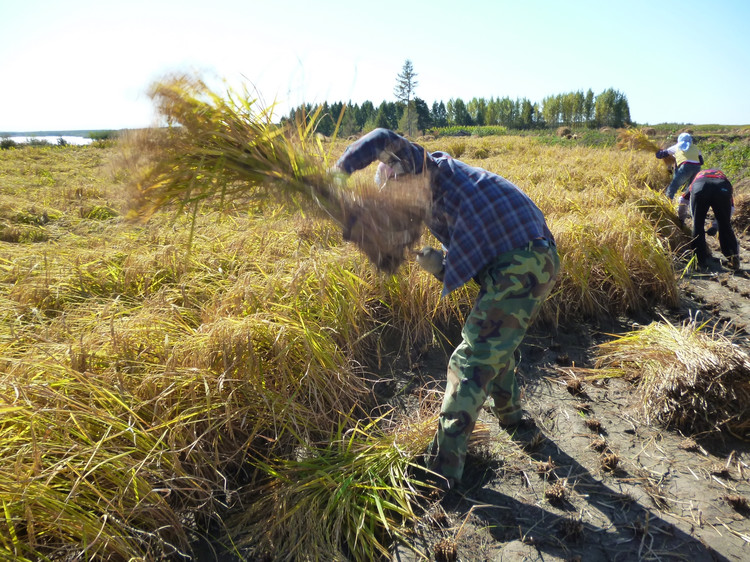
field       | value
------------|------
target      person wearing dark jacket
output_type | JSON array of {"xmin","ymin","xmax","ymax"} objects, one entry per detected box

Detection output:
[
  {"xmin": 335, "ymin": 128, "xmax": 559, "ymax": 488},
  {"xmin": 682, "ymin": 169, "xmax": 740, "ymax": 270}
]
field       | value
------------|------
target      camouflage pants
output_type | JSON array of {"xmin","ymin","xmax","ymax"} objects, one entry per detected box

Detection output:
[{"xmin": 426, "ymin": 243, "xmax": 560, "ymax": 482}]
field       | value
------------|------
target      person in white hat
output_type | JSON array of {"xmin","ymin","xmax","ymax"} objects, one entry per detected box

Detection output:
[{"xmin": 656, "ymin": 132, "xmax": 704, "ymax": 200}]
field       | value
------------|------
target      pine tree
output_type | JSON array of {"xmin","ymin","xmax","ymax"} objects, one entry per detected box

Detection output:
[
  {"xmin": 394, "ymin": 60, "xmax": 418, "ymax": 136},
  {"xmin": 431, "ymin": 101, "xmax": 448, "ymax": 127}
]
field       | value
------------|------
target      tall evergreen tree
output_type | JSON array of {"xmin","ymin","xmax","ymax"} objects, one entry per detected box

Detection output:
[
  {"xmin": 358, "ymin": 101, "xmax": 376, "ymax": 130},
  {"xmin": 414, "ymin": 98, "xmax": 432, "ymax": 131},
  {"xmin": 316, "ymin": 102, "xmax": 333, "ymax": 136},
  {"xmin": 394, "ymin": 59, "xmax": 418, "ymax": 136},
  {"xmin": 373, "ymin": 106, "xmax": 391, "ymax": 130},
  {"xmin": 451, "ymin": 98, "xmax": 472, "ymax": 126},
  {"xmin": 339, "ymin": 103, "xmax": 358, "ymax": 137},
  {"xmin": 370, "ymin": 101, "xmax": 398, "ymax": 130},
  {"xmin": 431, "ymin": 101, "xmax": 448, "ymax": 127}
]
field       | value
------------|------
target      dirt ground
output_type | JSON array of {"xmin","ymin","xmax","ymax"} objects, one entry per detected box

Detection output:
[{"xmin": 389, "ymin": 224, "xmax": 750, "ymax": 562}]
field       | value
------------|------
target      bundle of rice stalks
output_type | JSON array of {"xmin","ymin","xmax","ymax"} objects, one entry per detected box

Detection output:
[
  {"xmin": 230, "ymin": 412, "xmax": 438, "ymax": 561},
  {"xmin": 124, "ymin": 73, "xmax": 428, "ymax": 272},
  {"xmin": 617, "ymin": 128, "xmax": 661, "ymax": 153},
  {"xmin": 593, "ymin": 318, "xmax": 750, "ymax": 437},
  {"xmin": 617, "ymin": 128, "xmax": 675, "ymax": 172}
]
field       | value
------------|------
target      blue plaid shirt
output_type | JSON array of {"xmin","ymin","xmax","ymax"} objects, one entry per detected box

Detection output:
[{"xmin": 336, "ymin": 128, "xmax": 554, "ymax": 295}]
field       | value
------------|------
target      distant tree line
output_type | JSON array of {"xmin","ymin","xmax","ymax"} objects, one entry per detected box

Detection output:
[{"xmin": 285, "ymin": 88, "xmax": 631, "ymax": 137}]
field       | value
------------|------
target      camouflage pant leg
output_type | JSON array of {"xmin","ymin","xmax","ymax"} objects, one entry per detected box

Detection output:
[{"xmin": 427, "ymin": 245, "xmax": 560, "ymax": 482}]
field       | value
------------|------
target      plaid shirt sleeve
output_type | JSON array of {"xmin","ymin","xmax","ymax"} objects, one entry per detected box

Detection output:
[
  {"xmin": 335, "ymin": 128, "xmax": 427, "ymax": 175},
  {"xmin": 336, "ymin": 130, "xmax": 553, "ymax": 296}
]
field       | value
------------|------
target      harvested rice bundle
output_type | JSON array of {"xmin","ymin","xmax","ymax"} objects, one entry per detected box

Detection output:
[
  {"xmin": 125, "ymin": 74, "xmax": 427, "ymax": 272},
  {"xmin": 593, "ymin": 319, "xmax": 750, "ymax": 437},
  {"xmin": 616, "ymin": 128, "xmax": 661, "ymax": 153},
  {"xmin": 339, "ymin": 177, "xmax": 429, "ymax": 272},
  {"xmin": 617, "ymin": 128, "xmax": 676, "ymax": 171}
]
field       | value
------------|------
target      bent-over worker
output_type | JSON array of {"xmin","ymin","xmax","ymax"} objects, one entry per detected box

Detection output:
[{"xmin": 335, "ymin": 128, "xmax": 559, "ymax": 488}]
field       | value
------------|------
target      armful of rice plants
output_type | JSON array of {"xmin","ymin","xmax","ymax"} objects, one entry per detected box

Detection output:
[{"xmin": 124, "ymin": 73, "xmax": 426, "ymax": 274}]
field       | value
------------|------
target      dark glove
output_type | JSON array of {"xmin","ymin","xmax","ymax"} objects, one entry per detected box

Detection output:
[
  {"xmin": 655, "ymin": 149, "xmax": 668, "ymax": 159},
  {"xmin": 416, "ymin": 246, "xmax": 445, "ymax": 281}
]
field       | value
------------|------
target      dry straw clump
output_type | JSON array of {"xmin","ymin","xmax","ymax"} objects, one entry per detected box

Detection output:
[
  {"xmin": 617, "ymin": 128, "xmax": 676, "ymax": 172},
  {"xmin": 593, "ymin": 318, "xmax": 750, "ymax": 437},
  {"xmin": 616, "ymin": 128, "xmax": 662, "ymax": 153},
  {"xmin": 123, "ymin": 73, "xmax": 429, "ymax": 274}
]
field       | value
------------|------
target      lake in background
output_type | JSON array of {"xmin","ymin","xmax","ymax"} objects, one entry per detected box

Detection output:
[{"xmin": 4, "ymin": 136, "xmax": 94, "ymax": 145}]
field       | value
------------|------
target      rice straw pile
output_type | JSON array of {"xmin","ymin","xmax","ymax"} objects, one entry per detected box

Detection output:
[
  {"xmin": 125, "ymin": 73, "xmax": 428, "ymax": 272},
  {"xmin": 593, "ymin": 318, "xmax": 750, "ymax": 437}
]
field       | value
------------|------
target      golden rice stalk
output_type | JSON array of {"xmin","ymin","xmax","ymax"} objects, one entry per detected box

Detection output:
[
  {"xmin": 230, "ymin": 411, "xmax": 439, "ymax": 561},
  {"xmin": 617, "ymin": 128, "xmax": 675, "ymax": 171},
  {"xmin": 617, "ymin": 128, "xmax": 661, "ymax": 153},
  {"xmin": 123, "ymin": 74, "xmax": 427, "ymax": 272},
  {"xmin": 593, "ymin": 318, "xmax": 750, "ymax": 437}
]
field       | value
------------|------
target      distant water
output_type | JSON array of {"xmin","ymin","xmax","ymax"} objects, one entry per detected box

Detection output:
[{"xmin": 4, "ymin": 135, "xmax": 94, "ymax": 145}]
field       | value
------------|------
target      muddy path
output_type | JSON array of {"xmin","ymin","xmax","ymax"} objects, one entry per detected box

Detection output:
[{"xmin": 391, "ymin": 225, "xmax": 750, "ymax": 562}]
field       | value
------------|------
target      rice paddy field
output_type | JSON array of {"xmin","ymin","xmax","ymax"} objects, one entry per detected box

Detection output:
[{"xmin": 2, "ymin": 78, "xmax": 750, "ymax": 561}]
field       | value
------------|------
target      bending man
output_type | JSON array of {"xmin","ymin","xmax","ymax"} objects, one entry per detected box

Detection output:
[{"xmin": 335, "ymin": 128, "xmax": 559, "ymax": 488}]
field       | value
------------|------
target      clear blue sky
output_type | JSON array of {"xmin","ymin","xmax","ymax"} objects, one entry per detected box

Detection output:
[{"xmin": 2, "ymin": 0, "xmax": 750, "ymax": 132}]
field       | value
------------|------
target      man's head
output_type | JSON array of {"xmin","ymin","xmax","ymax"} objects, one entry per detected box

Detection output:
[
  {"xmin": 374, "ymin": 160, "xmax": 432, "ymax": 198},
  {"xmin": 374, "ymin": 162, "xmax": 395, "ymax": 188}
]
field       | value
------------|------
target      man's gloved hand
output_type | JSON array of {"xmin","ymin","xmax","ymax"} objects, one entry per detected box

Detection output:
[
  {"xmin": 328, "ymin": 167, "xmax": 348, "ymax": 188},
  {"xmin": 416, "ymin": 246, "xmax": 445, "ymax": 281},
  {"xmin": 655, "ymin": 149, "xmax": 668, "ymax": 159},
  {"xmin": 706, "ymin": 220, "xmax": 719, "ymax": 236}
]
